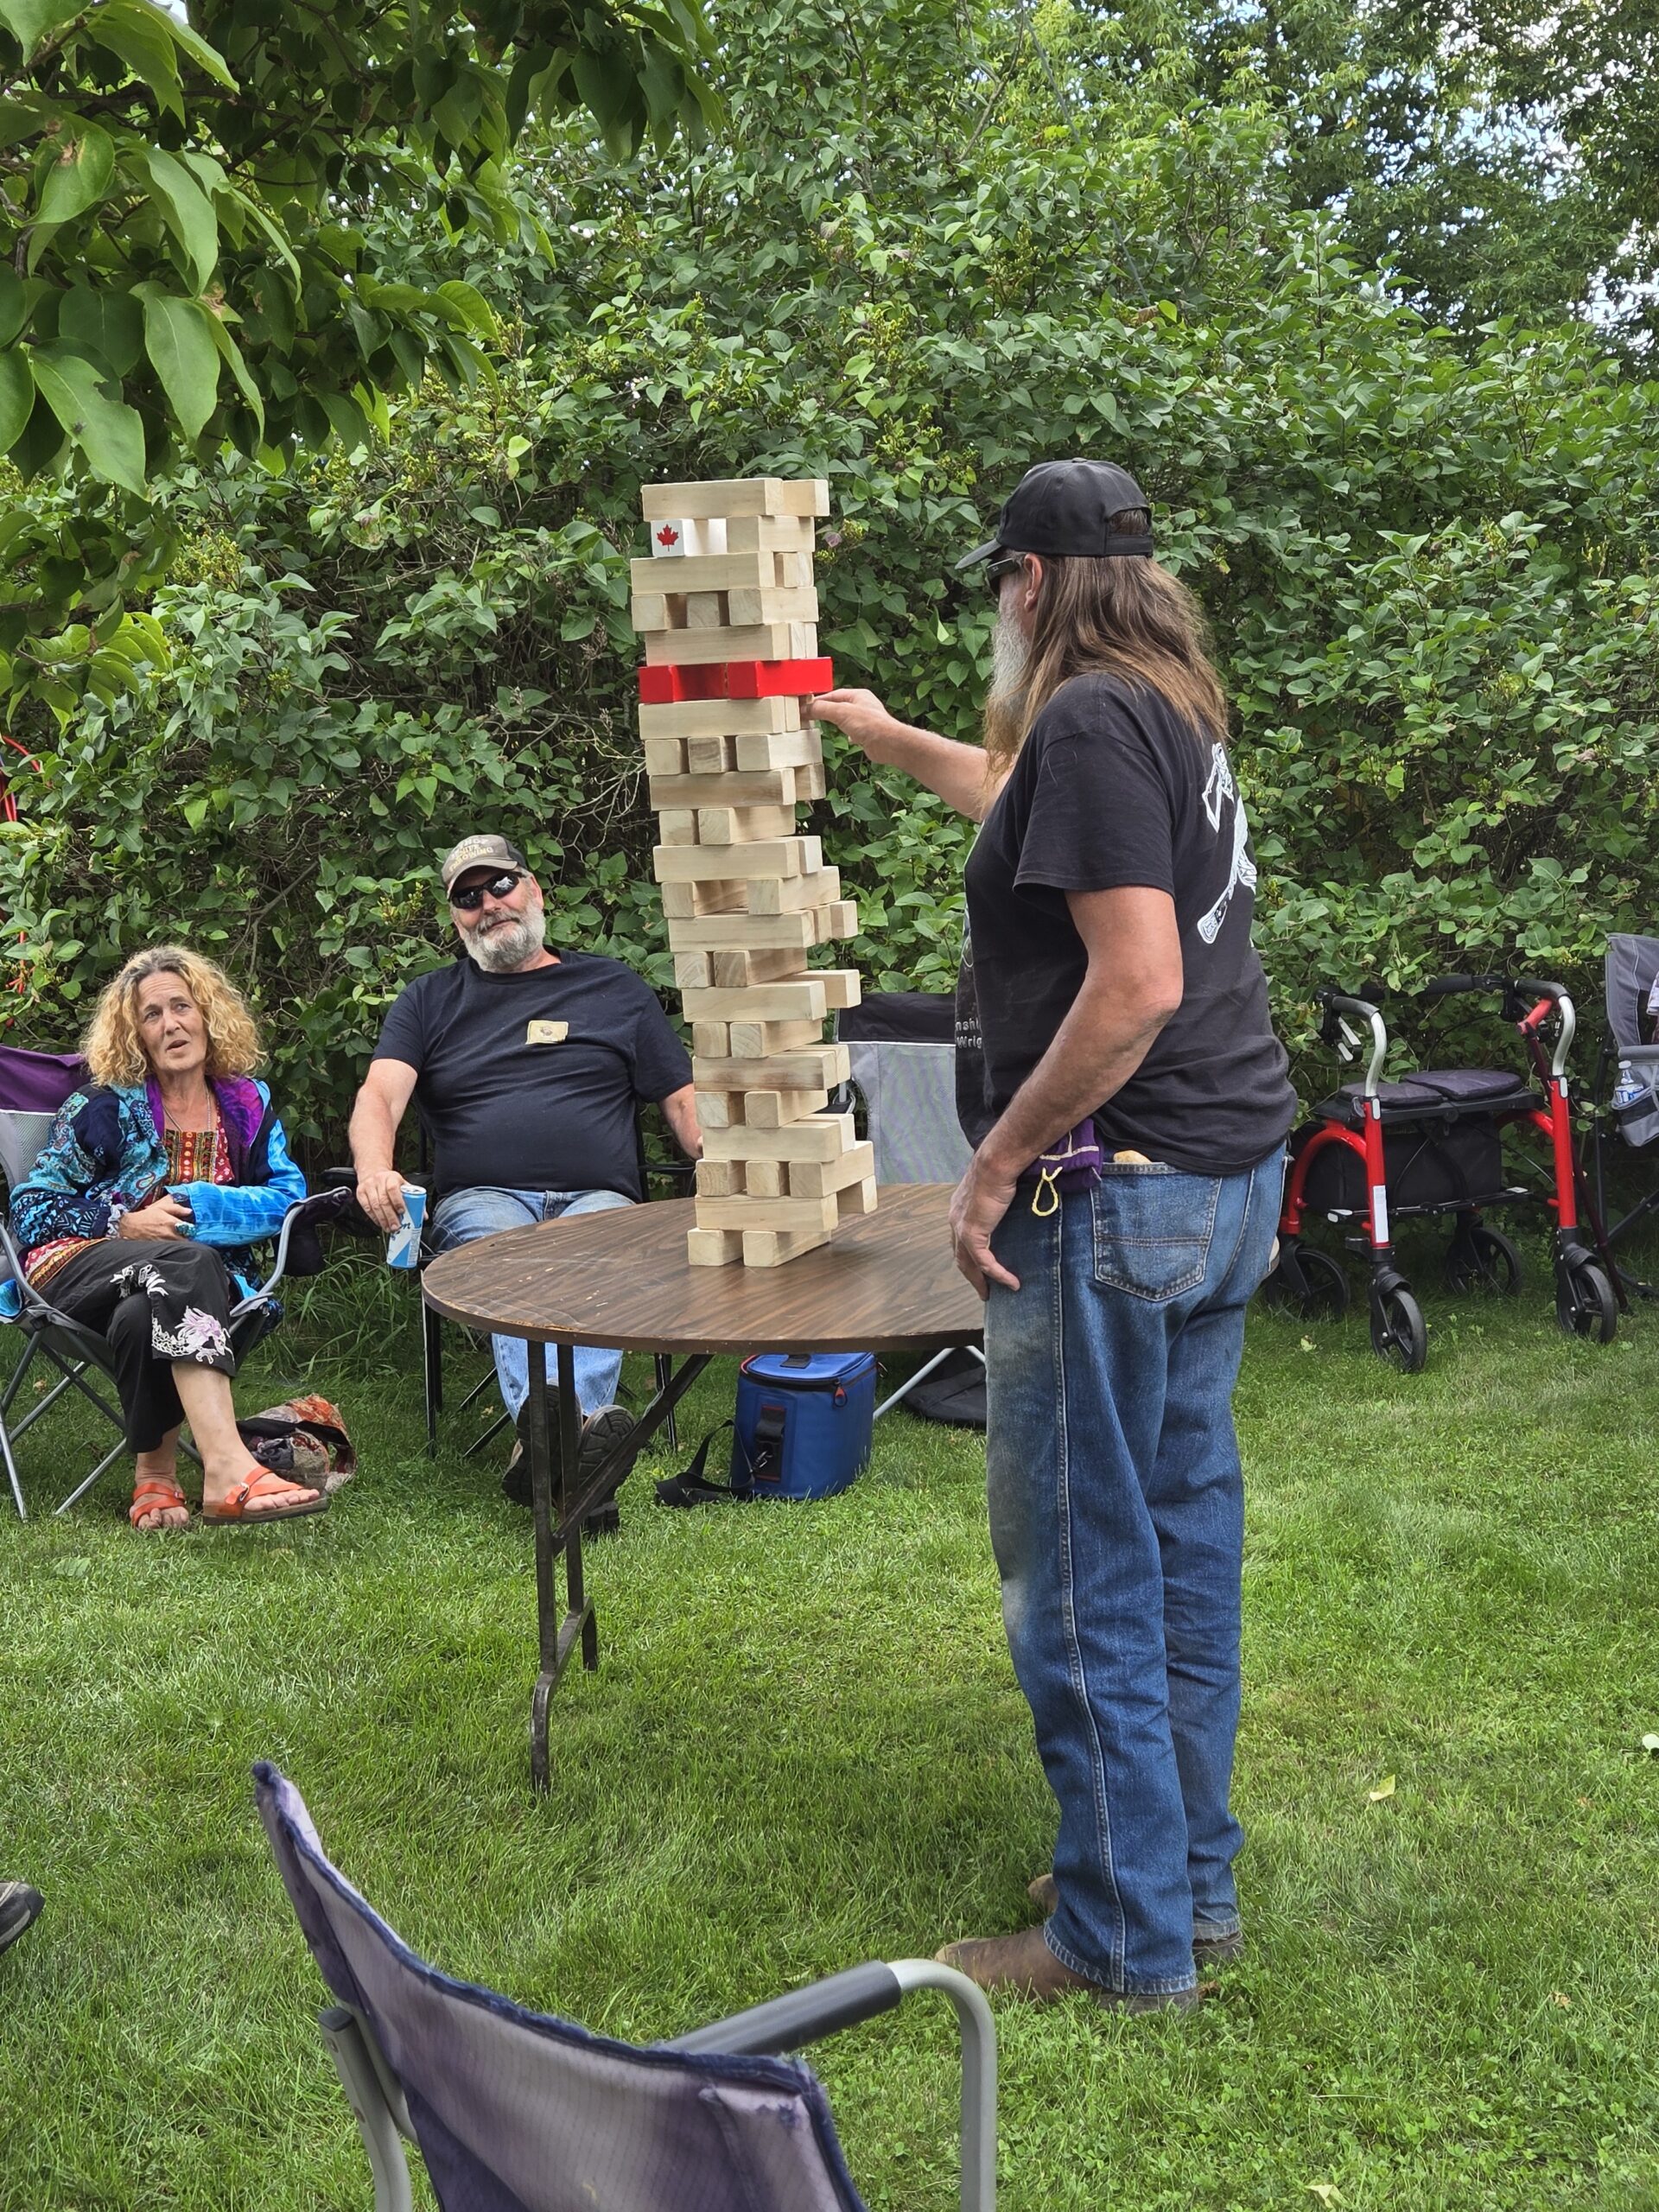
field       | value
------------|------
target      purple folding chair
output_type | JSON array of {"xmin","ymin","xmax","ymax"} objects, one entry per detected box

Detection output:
[
  {"xmin": 0, "ymin": 1044, "xmax": 362, "ymax": 1518},
  {"xmin": 255, "ymin": 1764, "xmax": 996, "ymax": 2212}
]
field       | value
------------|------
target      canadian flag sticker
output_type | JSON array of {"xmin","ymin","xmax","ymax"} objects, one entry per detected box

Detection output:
[{"xmin": 656, "ymin": 524, "xmax": 680, "ymax": 548}]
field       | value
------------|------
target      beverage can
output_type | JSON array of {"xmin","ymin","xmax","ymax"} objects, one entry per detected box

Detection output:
[
  {"xmin": 1612, "ymin": 1060, "xmax": 1644, "ymax": 1115},
  {"xmin": 386, "ymin": 1185, "xmax": 426, "ymax": 1269}
]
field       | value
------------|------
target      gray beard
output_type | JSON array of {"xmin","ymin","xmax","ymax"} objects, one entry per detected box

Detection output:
[
  {"xmin": 988, "ymin": 606, "xmax": 1029, "ymax": 720},
  {"xmin": 467, "ymin": 906, "xmax": 547, "ymax": 972}
]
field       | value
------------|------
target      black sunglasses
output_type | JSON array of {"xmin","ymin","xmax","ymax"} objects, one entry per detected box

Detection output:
[
  {"xmin": 985, "ymin": 554, "xmax": 1027, "ymax": 602},
  {"xmin": 449, "ymin": 869, "xmax": 524, "ymax": 912}
]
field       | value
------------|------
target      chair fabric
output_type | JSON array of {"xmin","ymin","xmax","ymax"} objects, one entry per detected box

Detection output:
[
  {"xmin": 0, "ymin": 1044, "xmax": 86, "ymax": 1115},
  {"xmin": 255, "ymin": 1764, "xmax": 868, "ymax": 2212},
  {"xmin": 1605, "ymin": 935, "xmax": 1659, "ymax": 1148},
  {"xmin": 839, "ymin": 992, "xmax": 970, "ymax": 1186}
]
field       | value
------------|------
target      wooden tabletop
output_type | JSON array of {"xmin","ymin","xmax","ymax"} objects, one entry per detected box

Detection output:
[{"xmin": 421, "ymin": 1183, "xmax": 982, "ymax": 1354}]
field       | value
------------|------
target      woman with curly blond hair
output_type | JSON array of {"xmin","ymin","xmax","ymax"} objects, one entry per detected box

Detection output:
[{"xmin": 9, "ymin": 946, "xmax": 327, "ymax": 1529}]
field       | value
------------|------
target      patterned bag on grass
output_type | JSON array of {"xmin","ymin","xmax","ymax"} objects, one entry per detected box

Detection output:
[{"xmin": 236, "ymin": 1394, "xmax": 356, "ymax": 1495}]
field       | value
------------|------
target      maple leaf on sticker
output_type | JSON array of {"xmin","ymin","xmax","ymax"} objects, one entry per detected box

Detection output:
[{"xmin": 657, "ymin": 525, "xmax": 680, "ymax": 547}]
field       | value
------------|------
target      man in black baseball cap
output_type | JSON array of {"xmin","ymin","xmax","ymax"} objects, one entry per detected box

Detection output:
[
  {"xmin": 954, "ymin": 458, "xmax": 1155, "ymax": 570},
  {"xmin": 808, "ymin": 456, "xmax": 1293, "ymax": 2013}
]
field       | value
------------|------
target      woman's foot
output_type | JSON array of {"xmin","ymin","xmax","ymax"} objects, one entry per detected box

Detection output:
[
  {"xmin": 130, "ymin": 1478, "xmax": 189, "ymax": 1532},
  {"xmin": 201, "ymin": 1465, "xmax": 327, "ymax": 1524}
]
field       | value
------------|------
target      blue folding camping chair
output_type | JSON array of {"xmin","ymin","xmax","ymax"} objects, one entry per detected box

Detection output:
[
  {"xmin": 0, "ymin": 1043, "xmax": 361, "ymax": 1517},
  {"xmin": 257, "ymin": 1762, "xmax": 996, "ymax": 2211}
]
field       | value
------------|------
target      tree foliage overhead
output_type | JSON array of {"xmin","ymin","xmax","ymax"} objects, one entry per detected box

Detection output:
[{"xmin": 0, "ymin": 0, "xmax": 715, "ymax": 719}]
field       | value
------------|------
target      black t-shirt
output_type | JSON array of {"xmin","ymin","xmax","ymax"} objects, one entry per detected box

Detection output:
[
  {"xmin": 372, "ymin": 952, "xmax": 693, "ymax": 1202},
  {"xmin": 956, "ymin": 671, "xmax": 1295, "ymax": 1175}
]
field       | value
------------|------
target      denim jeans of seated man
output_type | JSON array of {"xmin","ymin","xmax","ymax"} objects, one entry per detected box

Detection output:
[
  {"xmin": 429, "ymin": 1185, "xmax": 635, "ymax": 1420},
  {"xmin": 982, "ymin": 1145, "xmax": 1285, "ymax": 1995}
]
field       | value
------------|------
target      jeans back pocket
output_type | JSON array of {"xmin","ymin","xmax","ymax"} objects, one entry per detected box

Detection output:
[{"xmin": 1090, "ymin": 1163, "xmax": 1220, "ymax": 1302}]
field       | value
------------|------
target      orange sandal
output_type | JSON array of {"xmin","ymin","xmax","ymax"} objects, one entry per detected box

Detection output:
[
  {"xmin": 130, "ymin": 1478, "xmax": 189, "ymax": 1531},
  {"xmin": 201, "ymin": 1466, "xmax": 329, "ymax": 1526}
]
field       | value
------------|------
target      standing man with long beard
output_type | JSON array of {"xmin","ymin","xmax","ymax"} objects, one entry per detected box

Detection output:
[{"xmin": 810, "ymin": 461, "xmax": 1294, "ymax": 2012}]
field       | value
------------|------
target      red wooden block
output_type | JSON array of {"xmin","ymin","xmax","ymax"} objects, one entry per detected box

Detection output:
[
  {"xmin": 637, "ymin": 658, "xmax": 834, "ymax": 704},
  {"xmin": 727, "ymin": 658, "xmax": 833, "ymax": 698}
]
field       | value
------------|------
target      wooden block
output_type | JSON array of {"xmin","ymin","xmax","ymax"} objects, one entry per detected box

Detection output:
[
  {"xmin": 642, "ymin": 478, "xmax": 830, "ymax": 521},
  {"xmin": 727, "ymin": 586, "xmax": 820, "ymax": 626},
  {"xmin": 837, "ymin": 1177, "xmax": 879, "ymax": 1218},
  {"xmin": 726, "ymin": 513, "xmax": 816, "ymax": 553},
  {"xmin": 658, "ymin": 810, "xmax": 697, "ymax": 845},
  {"xmin": 647, "ymin": 515, "xmax": 727, "ymax": 557},
  {"xmin": 776, "ymin": 551, "xmax": 810, "ymax": 588},
  {"xmin": 696, "ymin": 804, "xmax": 797, "ymax": 846},
  {"xmin": 674, "ymin": 951, "xmax": 713, "ymax": 989},
  {"xmin": 682, "ymin": 979, "xmax": 830, "ymax": 1021},
  {"xmin": 734, "ymin": 727, "xmax": 824, "ymax": 772},
  {"xmin": 685, "ymin": 591, "xmax": 726, "ymax": 629},
  {"xmin": 660, "ymin": 880, "xmax": 747, "ymax": 919},
  {"xmin": 744, "ymin": 1159, "xmax": 785, "ymax": 1198},
  {"xmin": 654, "ymin": 836, "xmax": 818, "ymax": 883},
  {"xmin": 822, "ymin": 900, "xmax": 858, "ymax": 938},
  {"xmin": 742, "ymin": 1088, "xmax": 830, "ymax": 1127},
  {"xmin": 687, "ymin": 1226, "xmax": 743, "ymax": 1267},
  {"xmin": 648, "ymin": 768, "xmax": 795, "ymax": 810},
  {"xmin": 788, "ymin": 1141, "xmax": 876, "ymax": 1196},
  {"xmin": 691, "ymin": 1020, "xmax": 730, "ymax": 1058},
  {"xmin": 632, "ymin": 552, "xmax": 779, "ymax": 594},
  {"xmin": 695, "ymin": 1160, "xmax": 745, "ymax": 1197},
  {"xmin": 642, "ymin": 734, "xmax": 687, "ymax": 775},
  {"xmin": 667, "ymin": 912, "xmax": 831, "ymax": 953},
  {"xmin": 685, "ymin": 734, "xmax": 736, "ymax": 776},
  {"xmin": 639, "ymin": 695, "xmax": 800, "ymax": 741},
  {"xmin": 795, "ymin": 759, "xmax": 827, "ymax": 803},
  {"xmin": 703, "ymin": 1114, "xmax": 857, "ymax": 1164},
  {"xmin": 713, "ymin": 948, "xmax": 809, "ymax": 988},
  {"xmin": 728, "ymin": 1017, "xmax": 823, "ymax": 1059},
  {"xmin": 645, "ymin": 624, "xmax": 801, "ymax": 667},
  {"xmin": 630, "ymin": 590, "xmax": 687, "ymax": 632},
  {"xmin": 741, "ymin": 1226, "xmax": 830, "ymax": 1268},
  {"xmin": 696, "ymin": 1190, "xmax": 840, "ymax": 1232},
  {"xmin": 694, "ymin": 1091, "xmax": 741, "ymax": 1129},
  {"xmin": 694, "ymin": 1045, "xmax": 849, "ymax": 1090},
  {"xmin": 817, "ymin": 968, "xmax": 861, "ymax": 1010},
  {"xmin": 748, "ymin": 867, "xmax": 840, "ymax": 916}
]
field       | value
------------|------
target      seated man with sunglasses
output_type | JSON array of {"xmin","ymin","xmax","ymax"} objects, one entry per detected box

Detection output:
[{"xmin": 350, "ymin": 835, "xmax": 700, "ymax": 1516}]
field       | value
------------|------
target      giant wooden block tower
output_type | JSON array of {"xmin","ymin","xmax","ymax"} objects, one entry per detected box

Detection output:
[{"xmin": 632, "ymin": 475, "xmax": 877, "ymax": 1268}]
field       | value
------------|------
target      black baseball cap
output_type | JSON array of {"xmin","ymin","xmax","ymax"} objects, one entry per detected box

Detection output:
[
  {"xmin": 439, "ymin": 833, "xmax": 528, "ymax": 896},
  {"xmin": 956, "ymin": 459, "xmax": 1154, "ymax": 569}
]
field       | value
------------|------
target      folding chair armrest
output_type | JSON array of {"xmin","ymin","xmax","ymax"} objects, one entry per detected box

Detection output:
[
  {"xmin": 644, "ymin": 1156, "xmax": 696, "ymax": 1189},
  {"xmin": 318, "ymin": 2006, "xmax": 417, "ymax": 2212},
  {"xmin": 664, "ymin": 1960, "xmax": 902, "ymax": 2056},
  {"xmin": 230, "ymin": 1201, "xmax": 305, "ymax": 1314},
  {"xmin": 666, "ymin": 1959, "xmax": 997, "ymax": 2212}
]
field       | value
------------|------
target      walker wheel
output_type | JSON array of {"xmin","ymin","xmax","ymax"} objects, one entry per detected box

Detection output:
[
  {"xmin": 1370, "ymin": 1283, "xmax": 1427, "ymax": 1372},
  {"xmin": 1261, "ymin": 1244, "xmax": 1349, "ymax": 1321},
  {"xmin": 1444, "ymin": 1224, "xmax": 1522, "ymax": 1297},
  {"xmin": 1556, "ymin": 1256, "xmax": 1617, "ymax": 1344}
]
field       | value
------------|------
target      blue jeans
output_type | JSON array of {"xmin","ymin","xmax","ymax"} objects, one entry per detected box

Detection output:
[
  {"xmin": 983, "ymin": 1147, "xmax": 1284, "ymax": 1994},
  {"xmin": 429, "ymin": 1186, "xmax": 634, "ymax": 1421}
]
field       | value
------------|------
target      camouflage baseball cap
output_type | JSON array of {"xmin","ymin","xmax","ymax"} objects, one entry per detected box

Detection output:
[{"xmin": 438, "ymin": 834, "xmax": 527, "ymax": 897}]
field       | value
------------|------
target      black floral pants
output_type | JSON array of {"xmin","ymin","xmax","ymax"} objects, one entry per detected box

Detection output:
[{"xmin": 47, "ymin": 1240, "xmax": 238, "ymax": 1452}]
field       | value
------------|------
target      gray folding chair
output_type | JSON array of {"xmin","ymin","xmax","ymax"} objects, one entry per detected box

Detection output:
[
  {"xmin": 256, "ymin": 1762, "xmax": 996, "ymax": 2212},
  {"xmin": 836, "ymin": 994, "xmax": 983, "ymax": 1422},
  {"xmin": 0, "ymin": 1107, "xmax": 359, "ymax": 1519}
]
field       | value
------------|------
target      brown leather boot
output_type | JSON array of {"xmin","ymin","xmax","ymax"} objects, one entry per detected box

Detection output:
[
  {"xmin": 935, "ymin": 1926, "xmax": 1200, "ymax": 2012},
  {"xmin": 1026, "ymin": 1872, "xmax": 1246, "ymax": 1961}
]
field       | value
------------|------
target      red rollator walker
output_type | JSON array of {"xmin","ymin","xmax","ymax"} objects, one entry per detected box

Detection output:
[{"xmin": 1262, "ymin": 975, "xmax": 1618, "ymax": 1370}]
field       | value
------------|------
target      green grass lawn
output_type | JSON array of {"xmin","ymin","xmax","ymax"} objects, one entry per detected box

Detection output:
[{"xmin": 3, "ymin": 1233, "xmax": 1658, "ymax": 2211}]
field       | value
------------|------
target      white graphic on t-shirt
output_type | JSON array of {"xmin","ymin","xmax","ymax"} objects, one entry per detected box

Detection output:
[{"xmin": 1197, "ymin": 743, "xmax": 1257, "ymax": 944}]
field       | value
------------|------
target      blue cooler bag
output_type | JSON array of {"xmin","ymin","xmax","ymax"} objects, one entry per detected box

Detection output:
[{"xmin": 731, "ymin": 1351, "xmax": 875, "ymax": 1500}]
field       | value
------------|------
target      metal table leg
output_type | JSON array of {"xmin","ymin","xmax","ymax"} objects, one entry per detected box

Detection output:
[{"xmin": 525, "ymin": 1341, "xmax": 714, "ymax": 1793}]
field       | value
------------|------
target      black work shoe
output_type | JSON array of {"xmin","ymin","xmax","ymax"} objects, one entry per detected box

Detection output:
[
  {"xmin": 503, "ymin": 1394, "xmax": 636, "ymax": 1535},
  {"xmin": 0, "ymin": 1880, "xmax": 42, "ymax": 1957}
]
